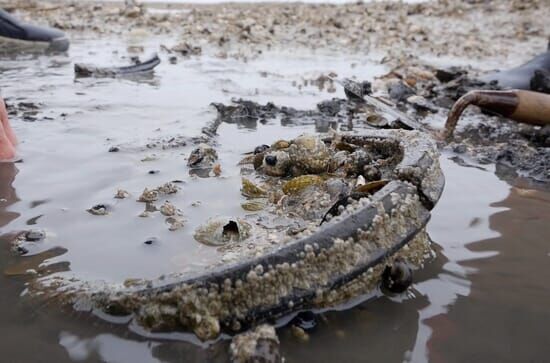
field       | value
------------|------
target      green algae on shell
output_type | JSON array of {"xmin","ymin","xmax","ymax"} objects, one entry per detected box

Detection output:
[
  {"xmin": 282, "ymin": 175, "xmax": 324, "ymax": 195},
  {"xmin": 241, "ymin": 178, "xmax": 268, "ymax": 198},
  {"xmin": 241, "ymin": 199, "xmax": 268, "ymax": 212}
]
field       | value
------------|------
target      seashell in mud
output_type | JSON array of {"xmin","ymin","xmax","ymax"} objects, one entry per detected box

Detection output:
[
  {"xmin": 194, "ymin": 217, "xmax": 252, "ymax": 246},
  {"xmin": 114, "ymin": 189, "xmax": 129, "ymax": 199},
  {"xmin": 288, "ymin": 135, "xmax": 331, "ymax": 175},
  {"xmin": 138, "ymin": 188, "xmax": 158, "ymax": 202},
  {"xmin": 160, "ymin": 201, "xmax": 177, "ymax": 216},
  {"xmin": 157, "ymin": 182, "xmax": 179, "ymax": 195},
  {"xmin": 241, "ymin": 199, "xmax": 267, "ymax": 212},
  {"xmin": 87, "ymin": 204, "xmax": 110, "ymax": 216},
  {"xmin": 354, "ymin": 179, "xmax": 390, "ymax": 194},
  {"xmin": 241, "ymin": 178, "xmax": 268, "ymax": 198},
  {"xmin": 238, "ymin": 154, "xmax": 256, "ymax": 166},
  {"xmin": 366, "ymin": 114, "xmax": 390, "ymax": 128},
  {"xmin": 271, "ymin": 140, "xmax": 290, "ymax": 150},
  {"xmin": 230, "ymin": 324, "xmax": 281, "ymax": 363},
  {"xmin": 166, "ymin": 217, "xmax": 185, "ymax": 231},
  {"xmin": 282, "ymin": 175, "xmax": 324, "ymax": 195},
  {"xmin": 24, "ymin": 230, "xmax": 46, "ymax": 242},
  {"xmin": 187, "ymin": 144, "xmax": 218, "ymax": 168}
]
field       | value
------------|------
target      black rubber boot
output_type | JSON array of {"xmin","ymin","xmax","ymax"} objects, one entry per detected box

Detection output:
[{"xmin": 0, "ymin": 9, "xmax": 69, "ymax": 52}]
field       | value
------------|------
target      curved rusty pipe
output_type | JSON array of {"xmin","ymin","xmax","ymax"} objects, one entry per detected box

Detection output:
[{"xmin": 442, "ymin": 90, "xmax": 550, "ymax": 140}]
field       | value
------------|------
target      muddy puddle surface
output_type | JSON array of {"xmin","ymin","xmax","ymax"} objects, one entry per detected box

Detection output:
[{"xmin": 1, "ymin": 35, "xmax": 549, "ymax": 362}]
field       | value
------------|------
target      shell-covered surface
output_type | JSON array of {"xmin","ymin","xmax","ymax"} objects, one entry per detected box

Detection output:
[
  {"xmin": 42, "ymin": 129, "xmax": 442, "ymax": 341},
  {"xmin": 23, "ymin": 129, "xmax": 443, "ymax": 343}
]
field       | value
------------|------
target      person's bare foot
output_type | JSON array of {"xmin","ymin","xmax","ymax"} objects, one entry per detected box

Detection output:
[{"xmin": 0, "ymin": 98, "xmax": 17, "ymax": 146}]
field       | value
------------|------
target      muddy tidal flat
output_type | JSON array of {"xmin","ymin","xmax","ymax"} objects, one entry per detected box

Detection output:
[{"xmin": 1, "ymin": 0, "xmax": 550, "ymax": 362}]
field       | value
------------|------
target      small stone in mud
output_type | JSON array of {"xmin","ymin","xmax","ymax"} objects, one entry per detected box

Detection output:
[
  {"xmin": 452, "ymin": 144, "xmax": 468, "ymax": 154},
  {"xmin": 388, "ymin": 80, "xmax": 415, "ymax": 102},
  {"xmin": 160, "ymin": 201, "xmax": 177, "ymax": 216},
  {"xmin": 435, "ymin": 67, "xmax": 466, "ymax": 83},
  {"xmin": 212, "ymin": 163, "xmax": 222, "ymax": 177},
  {"xmin": 290, "ymin": 325, "xmax": 309, "ymax": 342},
  {"xmin": 87, "ymin": 204, "xmax": 109, "ymax": 216},
  {"xmin": 169, "ymin": 56, "xmax": 178, "ymax": 64},
  {"xmin": 15, "ymin": 246, "xmax": 29, "ymax": 255},
  {"xmin": 108, "ymin": 146, "xmax": 120, "ymax": 152},
  {"xmin": 406, "ymin": 95, "xmax": 438, "ymax": 113},
  {"xmin": 171, "ymin": 42, "xmax": 202, "ymax": 57},
  {"xmin": 24, "ymin": 230, "xmax": 46, "ymax": 242},
  {"xmin": 114, "ymin": 189, "xmax": 129, "ymax": 199},
  {"xmin": 138, "ymin": 188, "xmax": 158, "ymax": 202},
  {"xmin": 230, "ymin": 324, "xmax": 281, "ymax": 363},
  {"xmin": 144, "ymin": 237, "xmax": 158, "ymax": 245},
  {"xmin": 141, "ymin": 155, "xmax": 158, "ymax": 162}
]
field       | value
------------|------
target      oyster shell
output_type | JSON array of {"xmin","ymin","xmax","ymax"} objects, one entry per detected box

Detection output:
[
  {"xmin": 187, "ymin": 144, "xmax": 218, "ymax": 168},
  {"xmin": 138, "ymin": 188, "xmax": 158, "ymax": 202},
  {"xmin": 160, "ymin": 201, "xmax": 177, "ymax": 216},
  {"xmin": 114, "ymin": 189, "xmax": 129, "ymax": 199},
  {"xmin": 241, "ymin": 178, "xmax": 267, "ymax": 198}
]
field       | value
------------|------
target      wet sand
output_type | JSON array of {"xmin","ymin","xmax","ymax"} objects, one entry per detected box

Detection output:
[{"xmin": 1, "ymin": 0, "xmax": 550, "ymax": 362}]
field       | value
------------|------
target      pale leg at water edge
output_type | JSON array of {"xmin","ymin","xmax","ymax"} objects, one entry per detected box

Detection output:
[
  {"xmin": 0, "ymin": 97, "xmax": 16, "ymax": 161},
  {"xmin": 0, "ymin": 97, "xmax": 17, "ymax": 146}
]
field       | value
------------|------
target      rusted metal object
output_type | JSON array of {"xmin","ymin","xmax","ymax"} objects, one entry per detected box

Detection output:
[{"xmin": 442, "ymin": 89, "xmax": 550, "ymax": 140}]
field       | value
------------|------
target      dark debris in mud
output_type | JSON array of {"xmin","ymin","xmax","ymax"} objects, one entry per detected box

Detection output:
[
  {"xmin": 4, "ymin": 99, "xmax": 45, "ymax": 122},
  {"xmin": 378, "ymin": 62, "xmax": 550, "ymax": 186},
  {"xmin": 207, "ymin": 96, "xmax": 411, "ymax": 137}
]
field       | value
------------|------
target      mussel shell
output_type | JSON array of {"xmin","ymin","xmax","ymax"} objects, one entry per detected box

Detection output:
[
  {"xmin": 365, "ymin": 114, "xmax": 389, "ymax": 128},
  {"xmin": 353, "ymin": 179, "xmax": 390, "ymax": 194}
]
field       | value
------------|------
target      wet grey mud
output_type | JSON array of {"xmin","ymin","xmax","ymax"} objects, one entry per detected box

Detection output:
[{"xmin": 1, "ymin": 0, "xmax": 550, "ymax": 362}]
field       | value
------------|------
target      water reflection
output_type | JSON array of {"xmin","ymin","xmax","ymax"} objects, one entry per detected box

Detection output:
[{"xmin": 426, "ymin": 187, "xmax": 550, "ymax": 363}]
